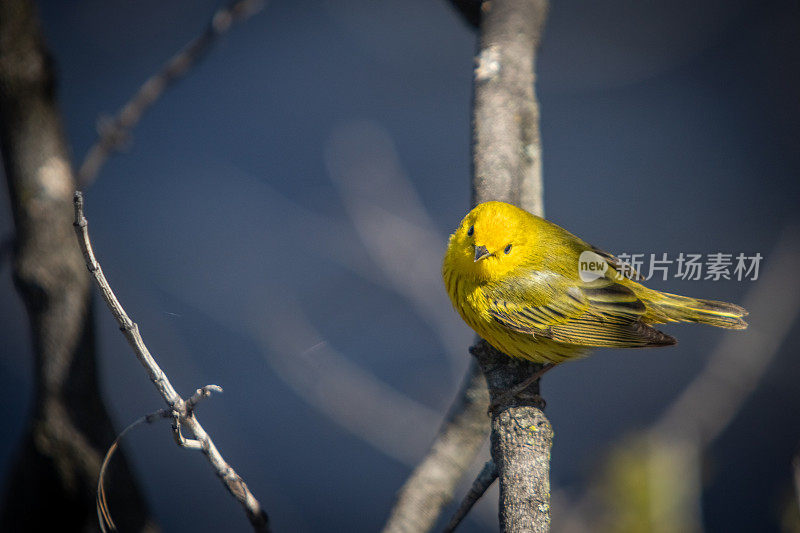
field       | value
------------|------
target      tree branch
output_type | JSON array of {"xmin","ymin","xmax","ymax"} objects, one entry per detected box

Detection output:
[
  {"xmin": 0, "ymin": 1, "xmax": 152, "ymax": 529},
  {"xmin": 471, "ymin": 1, "xmax": 551, "ymax": 531},
  {"xmin": 471, "ymin": 341, "xmax": 552, "ymax": 531},
  {"xmin": 76, "ymin": 0, "xmax": 265, "ymax": 188},
  {"xmin": 381, "ymin": 360, "xmax": 490, "ymax": 532},
  {"xmin": 472, "ymin": 0, "xmax": 546, "ymax": 217},
  {"xmin": 383, "ymin": 1, "xmax": 549, "ymax": 530},
  {"xmin": 72, "ymin": 192, "xmax": 270, "ymax": 532},
  {"xmin": 443, "ymin": 460, "xmax": 498, "ymax": 533}
]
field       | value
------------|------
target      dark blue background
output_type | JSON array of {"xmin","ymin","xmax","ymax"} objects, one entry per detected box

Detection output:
[{"xmin": 1, "ymin": 0, "xmax": 799, "ymax": 531}]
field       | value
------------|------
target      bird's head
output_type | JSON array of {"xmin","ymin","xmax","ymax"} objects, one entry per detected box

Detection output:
[{"xmin": 444, "ymin": 201, "xmax": 537, "ymax": 283}]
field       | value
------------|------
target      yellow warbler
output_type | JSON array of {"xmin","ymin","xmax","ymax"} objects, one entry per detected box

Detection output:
[{"xmin": 442, "ymin": 201, "xmax": 747, "ymax": 363}]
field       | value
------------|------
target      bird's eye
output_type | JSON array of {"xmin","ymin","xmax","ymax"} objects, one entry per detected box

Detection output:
[
  {"xmin": 467, "ymin": 225, "xmax": 474, "ymax": 236},
  {"xmin": 504, "ymin": 244, "xmax": 512, "ymax": 254}
]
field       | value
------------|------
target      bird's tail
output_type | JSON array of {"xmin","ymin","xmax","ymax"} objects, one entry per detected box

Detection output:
[{"xmin": 647, "ymin": 291, "xmax": 748, "ymax": 329}]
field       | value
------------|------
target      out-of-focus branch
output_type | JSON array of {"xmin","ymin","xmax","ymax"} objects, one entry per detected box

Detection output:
[
  {"xmin": 382, "ymin": 361, "xmax": 490, "ymax": 532},
  {"xmin": 443, "ymin": 460, "xmax": 498, "ymax": 533},
  {"xmin": 559, "ymin": 231, "xmax": 800, "ymax": 532},
  {"xmin": 0, "ymin": 1, "xmax": 152, "ymax": 530},
  {"xmin": 325, "ymin": 121, "xmax": 470, "ymax": 378},
  {"xmin": 73, "ymin": 193, "xmax": 270, "ymax": 532},
  {"xmin": 793, "ymin": 453, "xmax": 800, "ymax": 516},
  {"xmin": 255, "ymin": 299, "xmax": 443, "ymax": 465},
  {"xmin": 77, "ymin": 0, "xmax": 265, "ymax": 188},
  {"xmin": 652, "ymin": 232, "xmax": 800, "ymax": 446}
]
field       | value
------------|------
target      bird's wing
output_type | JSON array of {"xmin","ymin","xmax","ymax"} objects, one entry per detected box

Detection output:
[{"xmin": 486, "ymin": 271, "xmax": 675, "ymax": 348}]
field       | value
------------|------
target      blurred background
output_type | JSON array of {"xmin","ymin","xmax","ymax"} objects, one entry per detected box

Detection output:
[{"xmin": 1, "ymin": 0, "xmax": 799, "ymax": 531}]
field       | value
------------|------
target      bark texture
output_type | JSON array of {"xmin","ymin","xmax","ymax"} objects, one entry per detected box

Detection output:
[
  {"xmin": 0, "ymin": 1, "xmax": 153, "ymax": 530},
  {"xmin": 471, "ymin": 0, "xmax": 552, "ymax": 531},
  {"xmin": 472, "ymin": 341, "xmax": 552, "ymax": 532},
  {"xmin": 379, "ymin": 0, "xmax": 550, "ymax": 530},
  {"xmin": 473, "ymin": 0, "xmax": 546, "ymax": 217}
]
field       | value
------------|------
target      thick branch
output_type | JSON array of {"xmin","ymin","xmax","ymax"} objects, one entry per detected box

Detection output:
[
  {"xmin": 381, "ymin": 361, "xmax": 489, "ymax": 532},
  {"xmin": 473, "ymin": 0, "xmax": 546, "ymax": 217},
  {"xmin": 77, "ymin": 0, "xmax": 264, "ymax": 188},
  {"xmin": 471, "ymin": 341, "xmax": 552, "ymax": 531},
  {"xmin": 382, "ymin": 1, "xmax": 548, "ymax": 530},
  {"xmin": 0, "ymin": 1, "xmax": 152, "ymax": 530},
  {"xmin": 472, "ymin": 1, "xmax": 551, "ymax": 531},
  {"xmin": 72, "ymin": 192, "xmax": 270, "ymax": 532}
]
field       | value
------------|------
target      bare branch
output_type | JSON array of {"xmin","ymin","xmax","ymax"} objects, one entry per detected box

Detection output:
[
  {"xmin": 0, "ymin": 0, "xmax": 152, "ymax": 528},
  {"xmin": 443, "ymin": 460, "xmax": 498, "ymax": 533},
  {"xmin": 381, "ymin": 361, "xmax": 490, "ymax": 532},
  {"xmin": 76, "ymin": 0, "xmax": 265, "ymax": 188},
  {"xmin": 471, "ymin": 1, "xmax": 551, "ymax": 531},
  {"xmin": 72, "ymin": 192, "xmax": 270, "ymax": 532},
  {"xmin": 471, "ymin": 340, "xmax": 552, "ymax": 532},
  {"xmin": 472, "ymin": 0, "xmax": 547, "ymax": 218},
  {"xmin": 383, "ymin": 1, "xmax": 549, "ymax": 530}
]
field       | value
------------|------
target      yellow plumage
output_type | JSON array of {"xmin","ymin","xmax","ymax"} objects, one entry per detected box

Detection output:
[{"xmin": 442, "ymin": 201, "xmax": 748, "ymax": 363}]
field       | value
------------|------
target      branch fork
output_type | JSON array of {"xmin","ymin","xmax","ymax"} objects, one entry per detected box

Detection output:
[{"xmin": 73, "ymin": 191, "xmax": 270, "ymax": 532}]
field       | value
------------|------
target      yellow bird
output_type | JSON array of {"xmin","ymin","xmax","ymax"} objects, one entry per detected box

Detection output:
[{"xmin": 442, "ymin": 201, "xmax": 747, "ymax": 364}]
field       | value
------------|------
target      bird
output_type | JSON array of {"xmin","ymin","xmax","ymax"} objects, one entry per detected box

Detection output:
[{"xmin": 442, "ymin": 201, "xmax": 748, "ymax": 367}]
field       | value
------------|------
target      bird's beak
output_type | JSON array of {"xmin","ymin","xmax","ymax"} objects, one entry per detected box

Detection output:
[{"xmin": 474, "ymin": 245, "xmax": 491, "ymax": 262}]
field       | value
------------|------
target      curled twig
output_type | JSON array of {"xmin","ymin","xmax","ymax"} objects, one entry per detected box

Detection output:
[{"xmin": 97, "ymin": 410, "xmax": 171, "ymax": 533}]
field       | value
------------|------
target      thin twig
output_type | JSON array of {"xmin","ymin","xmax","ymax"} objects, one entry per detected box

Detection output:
[
  {"xmin": 187, "ymin": 384, "xmax": 224, "ymax": 410},
  {"xmin": 72, "ymin": 191, "xmax": 270, "ymax": 532},
  {"xmin": 76, "ymin": 0, "xmax": 265, "ymax": 188},
  {"xmin": 443, "ymin": 460, "xmax": 498, "ymax": 533}
]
